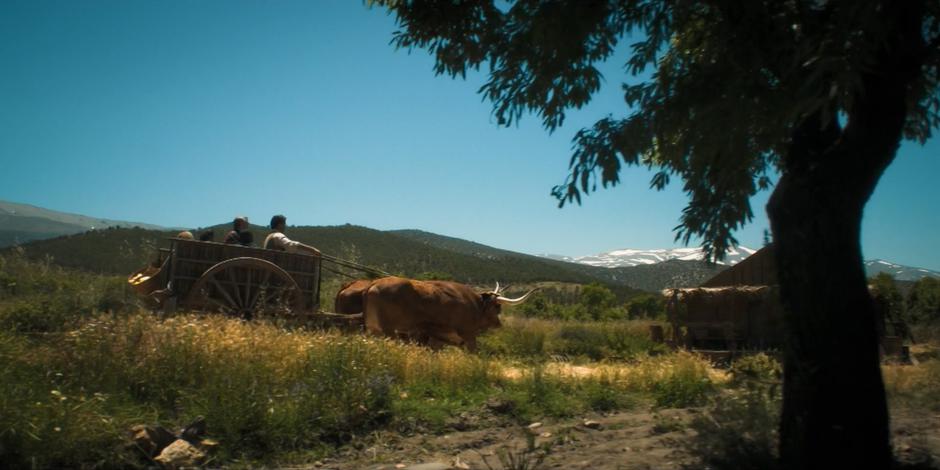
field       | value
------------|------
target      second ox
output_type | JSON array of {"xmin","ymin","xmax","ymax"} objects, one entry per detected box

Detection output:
[
  {"xmin": 362, "ymin": 276, "xmax": 535, "ymax": 351},
  {"xmin": 334, "ymin": 279, "xmax": 373, "ymax": 314}
]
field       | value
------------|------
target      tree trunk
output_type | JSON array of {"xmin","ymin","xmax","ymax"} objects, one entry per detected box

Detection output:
[
  {"xmin": 767, "ymin": 3, "xmax": 926, "ymax": 468},
  {"xmin": 769, "ymin": 155, "xmax": 892, "ymax": 469}
]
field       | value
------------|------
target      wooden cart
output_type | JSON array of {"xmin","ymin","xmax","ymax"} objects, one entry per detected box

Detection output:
[{"xmin": 129, "ymin": 238, "xmax": 321, "ymax": 319}]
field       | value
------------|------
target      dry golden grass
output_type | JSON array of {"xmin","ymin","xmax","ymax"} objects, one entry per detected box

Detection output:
[{"xmin": 0, "ymin": 311, "xmax": 727, "ymax": 465}]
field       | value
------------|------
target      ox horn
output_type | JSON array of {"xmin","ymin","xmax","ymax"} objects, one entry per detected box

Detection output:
[
  {"xmin": 493, "ymin": 282, "xmax": 501, "ymax": 295},
  {"xmin": 496, "ymin": 289, "xmax": 538, "ymax": 306}
]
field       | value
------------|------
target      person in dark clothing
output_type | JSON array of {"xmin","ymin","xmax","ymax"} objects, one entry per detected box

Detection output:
[
  {"xmin": 198, "ymin": 230, "xmax": 215, "ymax": 242},
  {"xmin": 238, "ymin": 230, "xmax": 254, "ymax": 246},
  {"xmin": 223, "ymin": 216, "xmax": 252, "ymax": 246}
]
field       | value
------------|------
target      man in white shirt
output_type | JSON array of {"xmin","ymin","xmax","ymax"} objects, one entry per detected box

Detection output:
[{"xmin": 263, "ymin": 214, "xmax": 321, "ymax": 256}]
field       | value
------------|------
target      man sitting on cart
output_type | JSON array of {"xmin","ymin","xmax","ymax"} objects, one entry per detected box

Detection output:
[
  {"xmin": 263, "ymin": 214, "xmax": 321, "ymax": 256},
  {"xmin": 223, "ymin": 216, "xmax": 252, "ymax": 246}
]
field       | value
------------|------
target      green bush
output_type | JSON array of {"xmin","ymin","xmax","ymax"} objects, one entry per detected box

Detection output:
[
  {"xmin": 509, "ymin": 365, "xmax": 579, "ymax": 419},
  {"xmin": 626, "ymin": 293, "xmax": 666, "ymax": 320},
  {"xmin": 650, "ymin": 357, "xmax": 715, "ymax": 408},
  {"xmin": 479, "ymin": 317, "xmax": 665, "ymax": 361},
  {"xmin": 0, "ymin": 253, "xmax": 136, "ymax": 333},
  {"xmin": 687, "ymin": 353, "xmax": 782, "ymax": 469},
  {"xmin": 583, "ymin": 378, "xmax": 638, "ymax": 412},
  {"xmin": 689, "ymin": 387, "xmax": 781, "ymax": 469},
  {"xmin": 730, "ymin": 353, "xmax": 783, "ymax": 388},
  {"xmin": 479, "ymin": 326, "xmax": 548, "ymax": 359},
  {"xmin": 907, "ymin": 277, "xmax": 940, "ymax": 325}
]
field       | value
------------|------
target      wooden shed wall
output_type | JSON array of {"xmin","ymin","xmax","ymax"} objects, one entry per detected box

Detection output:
[{"xmin": 700, "ymin": 245, "xmax": 777, "ymax": 287}]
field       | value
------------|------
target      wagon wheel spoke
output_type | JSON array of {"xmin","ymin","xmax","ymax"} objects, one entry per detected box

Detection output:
[
  {"xmin": 261, "ymin": 285, "xmax": 287, "ymax": 316},
  {"xmin": 241, "ymin": 269, "xmax": 258, "ymax": 311},
  {"xmin": 196, "ymin": 286, "xmax": 233, "ymax": 313},
  {"xmin": 247, "ymin": 280, "xmax": 265, "ymax": 312},
  {"xmin": 211, "ymin": 278, "xmax": 239, "ymax": 310},
  {"xmin": 227, "ymin": 268, "xmax": 244, "ymax": 308},
  {"xmin": 248, "ymin": 270, "xmax": 272, "ymax": 312}
]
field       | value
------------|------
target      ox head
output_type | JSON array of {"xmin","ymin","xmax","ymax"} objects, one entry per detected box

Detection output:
[{"xmin": 479, "ymin": 282, "xmax": 538, "ymax": 329}]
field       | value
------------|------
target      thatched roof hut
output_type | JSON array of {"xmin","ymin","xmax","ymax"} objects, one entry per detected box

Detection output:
[
  {"xmin": 665, "ymin": 245, "xmax": 909, "ymax": 358},
  {"xmin": 663, "ymin": 285, "xmax": 784, "ymax": 350}
]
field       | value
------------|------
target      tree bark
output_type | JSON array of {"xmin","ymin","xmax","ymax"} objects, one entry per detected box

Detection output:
[
  {"xmin": 769, "ymin": 141, "xmax": 893, "ymax": 470},
  {"xmin": 767, "ymin": 2, "xmax": 926, "ymax": 468}
]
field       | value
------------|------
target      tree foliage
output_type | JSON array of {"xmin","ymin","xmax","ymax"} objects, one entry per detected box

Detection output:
[
  {"xmin": 869, "ymin": 272, "xmax": 904, "ymax": 320},
  {"xmin": 374, "ymin": 3, "xmax": 939, "ymax": 465},
  {"xmin": 374, "ymin": 0, "xmax": 940, "ymax": 259},
  {"xmin": 908, "ymin": 276, "xmax": 940, "ymax": 324},
  {"xmin": 626, "ymin": 292, "xmax": 664, "ymax": 319}
]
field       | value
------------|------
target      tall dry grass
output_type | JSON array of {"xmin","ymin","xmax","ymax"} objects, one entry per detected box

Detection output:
[
  {"xmin": 0, "ymin": 253, "xmax": 734, "ymax": 467},
  {"xmin": 479, "ymin": 316, "xmax": 668, "ymax": 361},
  {"xmin": 1, "ymin": 311, "xmax": 722, "ymax": 468},
  {"xmin": 883, "ymin": 354, "xmax": 940, "ymax": 412}
]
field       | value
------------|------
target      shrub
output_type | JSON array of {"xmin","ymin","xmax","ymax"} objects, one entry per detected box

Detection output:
[
  {"xmin": 583, "ymin": 378, "xmax": 637, "ymax": 412},
  {"xmin": 479, "ymin": 324, "xmax": 548, "ymax": 359},
  {"xmin": 479, "ymin": 317, "xmax": 664, "ymax": 361},
  {"xmin": 730, "ymin": 353, "xmax": 783, "ymax": 388},
  {"xmin": 0, "ymin": 253, "xmax": 136, "ymax": 333},
  {"xmin": 687, "ymin": 353, "xmax": 782, "ymax": 469},
  {"xmin": 646, "ymin": 352, "xmax": 716, "ymax": 408},
  {"xmin": 508, "ymin": 365, "xmax": 579, "ymax": 419},
  {"xmin": 689, "ymin": 387, "xmax": 781, "ymax": 469}
]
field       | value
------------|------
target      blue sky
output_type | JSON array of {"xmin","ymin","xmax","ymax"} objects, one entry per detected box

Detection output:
[{"xmin": 1, "ymin": 0, "xmax": 938, "ymax": 270}]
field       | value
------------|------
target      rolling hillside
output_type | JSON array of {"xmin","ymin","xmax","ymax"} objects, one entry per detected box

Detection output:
[
  {"xmin": 0, "ymin": 214, "xmax": 91, "ymax": 247},
  {"xmin": 4, "ymin": 224, "xmax": 726, "ymax": 294},
  {"xmin": 0, "ymin": 200, "xmax": 169, "ymax": 247},
  {"xmin": 390, "ymin": 229, "xmax": 727, "ymax": 292}
]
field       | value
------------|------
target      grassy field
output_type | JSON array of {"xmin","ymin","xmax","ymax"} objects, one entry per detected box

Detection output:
[{"xmin": 1, "ymin": 253, "xmax": 937, "ymax": 468}]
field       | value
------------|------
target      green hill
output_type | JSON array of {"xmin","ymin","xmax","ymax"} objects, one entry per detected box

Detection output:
[
  {"xmin": 4, "ymin": 226, "xmax": 175, "ymax": 274},
  {"xmin": 605, "ymin": 259, "xmax": 727, "ymax": 292},
  {"xmin": 390, "ymin": 229, "xmax": 726, "ymax": 292},
  {"xmin": 5, "ymin": 224, "xmax": 726, "ymax": 295}
]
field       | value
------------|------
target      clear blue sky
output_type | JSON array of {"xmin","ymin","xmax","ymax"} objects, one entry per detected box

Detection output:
[{"xmin": 1, "ymin": 0, "xmax": 938, "ymax": 270}]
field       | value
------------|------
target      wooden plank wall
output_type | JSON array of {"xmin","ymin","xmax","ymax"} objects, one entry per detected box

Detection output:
[{"xmin": 700, "ymin": 245, "xmax": 777, "ymax": 287}]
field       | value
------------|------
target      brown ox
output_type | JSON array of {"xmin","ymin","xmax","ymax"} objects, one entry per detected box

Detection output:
[
  {"xmin": 334, "ymin": 279, "xmax": 373, "ymax": 314},
  {"xmin": 362, "ymin": 277, "xmax": 535, "ymax": 351}
]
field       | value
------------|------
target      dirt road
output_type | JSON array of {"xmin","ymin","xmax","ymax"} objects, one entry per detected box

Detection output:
[
  {"xmin": 312, "ymin": 408, "xmax": 697, "ymax": 470},
  {"xmin": 293, "ymin": 406, "xmax": 938, "ymax": 470}
]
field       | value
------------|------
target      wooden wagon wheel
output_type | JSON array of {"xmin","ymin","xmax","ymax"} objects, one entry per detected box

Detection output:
[{"xmin": 184, "ymin": 257, "xmax": 304, "ymax": 319}]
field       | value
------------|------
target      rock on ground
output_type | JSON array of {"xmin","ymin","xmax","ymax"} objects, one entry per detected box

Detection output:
[{"xmin": 154, "ymin": 439, "xmax": 206, "ymax": 469}]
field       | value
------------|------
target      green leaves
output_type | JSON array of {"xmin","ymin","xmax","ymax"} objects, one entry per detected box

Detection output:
[{"xmin": 379, "ymin": 0, "xmax": 940, "ymax": 262}]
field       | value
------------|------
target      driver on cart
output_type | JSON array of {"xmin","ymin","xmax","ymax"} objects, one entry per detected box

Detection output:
[{"xmin": 263, "ymin": 214, "xmax": 321, "ymax": 256}]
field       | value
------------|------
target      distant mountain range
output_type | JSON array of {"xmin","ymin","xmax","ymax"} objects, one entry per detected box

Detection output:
[
  {"xmin": 864, "ymin": 259, "xmax": 940, "ymax": 282},
  {"xmin": 1, "ymin": 200, "xmax": 935, "ymax": 291},
  {"xmin": 0, "ymin": 200, "xmax": 168, "ymax": 247},
  {"xmin": 540, "ymin": 246, "xmax": 759, "ymax": 268},
  {"xmin": 542, "ymin": 247, "xmax": 940, "ymax": 282}
]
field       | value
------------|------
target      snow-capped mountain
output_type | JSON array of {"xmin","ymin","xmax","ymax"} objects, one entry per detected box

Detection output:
[
  {"xmin": 865, "ymin": 259, "xmax": 940, "ymax": 281},
  {"xmin": 540, "ymin": 246, "xmax": 759, "ymax": 268},
  {"xmin": 541, "ymin": 247, "xmax": 939, "ymax": 282}
]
